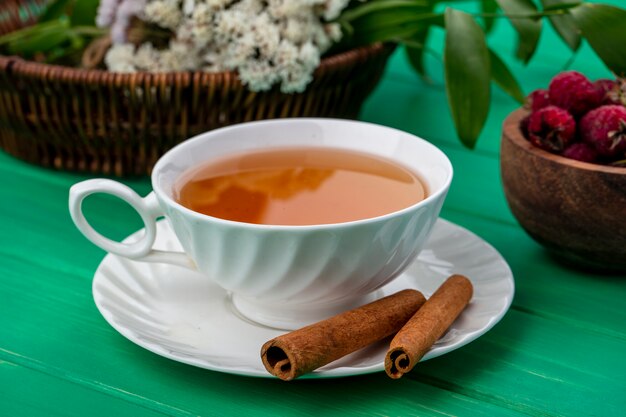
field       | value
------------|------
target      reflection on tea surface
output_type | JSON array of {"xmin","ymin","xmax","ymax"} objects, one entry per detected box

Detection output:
[{"xmin": 174, "ymin": 147, "xmax": 427, "ymax": 225}]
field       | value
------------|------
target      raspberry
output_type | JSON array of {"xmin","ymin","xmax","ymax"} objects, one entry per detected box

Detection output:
[
  {"xmin": 527, "ymin": 106, "xmax": 576, "ymax": 152},
  {"xmin": 525, "ymin": 89, "xmax": 550, "ymax": 112},
  {"xmin": 604, "ymin": 78, "xmax": 626, "ymax": 106},
  {"xmin": 594, "ymin": 79, "xmax": 620, "ymax": 105},
  {"xmin": 580, "ymin": 105, "xmax": 626, "ymax": 159},
  {"xmin": 562, "ymin": 142, "xmax": 598, "ymax": 163},
  {"xmin": 548, "ymin": 71, "xmax": 602, "ymax": 117}
]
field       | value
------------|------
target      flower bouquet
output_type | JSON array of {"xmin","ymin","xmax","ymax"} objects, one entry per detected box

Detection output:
[{"xmin": 0, "ymin": 0, "xmax": 625, "ymax": 175}]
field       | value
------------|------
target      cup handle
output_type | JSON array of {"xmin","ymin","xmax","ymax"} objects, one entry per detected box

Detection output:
[{"xmin": 69, "ymin": 179, "xmax": 195, "ymax": 270}]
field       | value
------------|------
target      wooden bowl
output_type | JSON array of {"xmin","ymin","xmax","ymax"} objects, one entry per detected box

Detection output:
[{"xmin": 501, "ymin": 109, "xmax": 626, "ymax": 272}]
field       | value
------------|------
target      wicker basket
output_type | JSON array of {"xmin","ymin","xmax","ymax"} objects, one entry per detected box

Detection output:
[{"xmin": 0, "ymin": 0, "xmax": 394, "ymax": 176}]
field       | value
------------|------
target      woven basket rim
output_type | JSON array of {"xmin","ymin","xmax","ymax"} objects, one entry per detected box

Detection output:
[{"xmin": 0, "ymin": 42, "xmax": 392, "ymax": 84}]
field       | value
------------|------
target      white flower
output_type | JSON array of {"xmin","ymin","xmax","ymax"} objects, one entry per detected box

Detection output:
[
  {"xmin": 272, "ymin": 40, "xmax": 313, "ymax": 93},
  {"xmin": 134, "ymin": 43, "xmax": 159, "ymax": 70},
  {"xmin": 102, "ymin": 0, "xmax": 352, "ymax": 92},
  {"xmin": 299, "ymin": 41, "xmax": 320, "ymax": 69},
  {"xmin": 160, "ymin": 40, "xmax": 202, "ymax": 71},
  {"xmin": 313, "ymin": 24, "xmax": 332, "ymax": 51},
  {"xmin": 182, "ymin": 0, "xmax": 195, "ymax": 15},
  {"xmin": 279, "ymin": 63, "xmax": 313, "ymax": 93},
  {"xmin": 272, "ymin": 40, "xmax": 320, "ymax": 92},
  {"xmin": 282, "ymin": 19, "xmax": 307, "ymax": 44},
  {"xmin": 203, "ymin": 48, "xmax": 227, "ymax": 71},
  {"xmin": 185, "ymin": 3, "xmax": 215, "ymax": 48},
  {"xmin": 281, "ymin": 72, "xmax": 312, "ymax": 92},
  {"xmin": 105, "ymin": 43, "xmax": 137, "ymax": 72},
  {"xmin": 214, "ymin": 9, "xmax": 246, "ymax": 42},
  {"xmin": 206, "ymin": 0, "xmax": 231, "ymax": 10},
  {"xmin": 144, "ymin": 0, "xmax": 183, "ymax": 30},
  {"xmin": 231, "ymin": 12, "xmax": 281, "ymax": 59},
  {"xmin": 253, "ymin": 16, "xmax": 280, "ymax": 57},
  {"xmin": 191, "ymin": 3, "xmax": 212, "ymax": 25},
  {"xmin": 231, "ymin": 0, "xmax": 264, "ymax": 14},
  {"xmin": 324, "ymin": 0, "xmax": 350, "ymax": 20},
  {"xmin": 172, "ymin": 40, "xmax": 199, "ymax": 61},
  {"xmin": 191, "ymin": 24, "xmax": 213, "ymax": 47},
  {"xmin": 267, "ymin": 0, "xmax": 304, "ymax": 19},
  {"xmin": 222, "ymin": 32, "xmax": 256, "ymax": 68},
  {"xmin": 274, "ymin": 40, "xmax": 299, "ymax": 67},
  {"xmin": 238, "ymin": 60, "xmax": 279, "ymax": 91},
  {"xmin": 325, "ymin": 23, "xmax": 342, "ymax": 43},
  {"xmin": 175, "ymin": 21, "xmax": 193, "ymax": 41}
]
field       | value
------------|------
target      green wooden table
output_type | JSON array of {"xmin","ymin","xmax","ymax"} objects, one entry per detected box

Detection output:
[{"xmin": 1, "ymin": 14, "xmax": 625, "ymax": 417}]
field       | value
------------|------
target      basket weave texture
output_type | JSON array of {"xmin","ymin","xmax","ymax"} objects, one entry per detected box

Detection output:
[{"xmin": 0, "ymin": 0, "xmax": 394, "ymax": 176}]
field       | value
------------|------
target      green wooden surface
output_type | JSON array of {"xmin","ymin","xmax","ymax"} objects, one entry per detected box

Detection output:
[{"xmin": 1, "ymin": 9, "xmax": 626, "ymax": 417}]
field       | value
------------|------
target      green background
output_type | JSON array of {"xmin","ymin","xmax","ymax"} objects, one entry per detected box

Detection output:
[{"xmin": 1, "ymin": 3, "xmax": 625, "ymax": 416}]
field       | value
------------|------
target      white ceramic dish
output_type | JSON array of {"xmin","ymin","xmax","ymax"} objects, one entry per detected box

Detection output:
[
  {"xmin": 93, "ymin": 218, "xmax": 514, "ymax": 379},
  {"xmin": 72, "ymin": 118, "xmax": 453, "ymax": 329}
]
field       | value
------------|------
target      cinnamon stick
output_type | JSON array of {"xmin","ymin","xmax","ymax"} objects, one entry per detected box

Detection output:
[
  {"xmin": 261, "ymin": 289, "xmax": 426, "ymax": 381},
  {"xmin": 385, "ymin": 275, "xmax": 473, "ymax": 379}
]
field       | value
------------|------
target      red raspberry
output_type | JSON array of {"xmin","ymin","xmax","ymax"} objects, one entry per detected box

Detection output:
[
  {"xmin": 604, "ymin": 78, "xmax": 626, "ymax": 106},
  {"xmin": 594, "ymin": 79, "xmax": 620, "ymax": 105},
  {"xmin": 525, "ymin": 89, "xmax": 550, "ymax": 112},
  {"xmin": 580, "ymin": 105, "xmax": 626, "ymax": 159},
  {"xmin": 562, "ymin": 142, "xmax": 598, "ymax": 163},
  {"xmin": 548, "ymin": 71, "xmax": 602, "ymax": 117},
  {"xmin": 527, "ymin": 106, "xmax": 576, "ymax": 152}
]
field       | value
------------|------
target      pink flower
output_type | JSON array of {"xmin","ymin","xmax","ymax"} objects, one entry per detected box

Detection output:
[{"xmin": 97, "ymin": 0, "xmax": 146, "ymax": 43}]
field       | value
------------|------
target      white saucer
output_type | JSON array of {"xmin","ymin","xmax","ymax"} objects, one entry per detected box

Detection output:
[{"xmin": 93, "ymin": 218, "xmax": 514, "ymax": 378}]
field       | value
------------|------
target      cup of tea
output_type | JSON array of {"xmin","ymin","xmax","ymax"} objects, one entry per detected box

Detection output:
[{"xmin": 69, "ymin": 119, "xmax": 453, "ymax": 329}]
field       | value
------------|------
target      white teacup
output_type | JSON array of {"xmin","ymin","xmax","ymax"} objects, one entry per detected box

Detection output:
[{"xmin": 69, "ymin": 119, "xmax": 452, "ymax": 329}]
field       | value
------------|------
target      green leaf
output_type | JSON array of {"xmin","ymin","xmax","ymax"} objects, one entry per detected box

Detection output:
[
  {"xmin": 495, "ymin": 0, "xmax": 542, "ymax": 63},
  {"xmin": 404, "ymin": 28, "xmax": 430, "ymax": 79},
  {"xmin": 405, "ymin": 46, "xmax": 426, "ymax": 75},
  {"xmin": 541, "ymin": 0, "xmax": 581, "ymax": 51},
  {"xmin": 348, "ymin": 9, "xmax": 437, "ymax": 28},
  {"xmin": 70, "ymin": 0, "xmax": 100, "ymax": 26},
  {"xmin": 351, "ymin": 25, "xmax": 423, "ymax": 45},
  {"xmin": 0, "ymin": 19, "xmax": 70, "ymax": 55},
  {"xmin": 39, "ymin": 0, "xmax": 73, "ymax": 22},
  {"xmin": 569, "ymin": 4, "xmax": 626, "ymax": 76},
  {"xmin": 444, "ymin": 8, "xmax": 491, "ymax": 148},
  {"xmin": 0, "ymin": 18, "xmax": 59, "ymax": 45},
  {"xmin": 489, "ymin": 49, "xmax": 525, "ymax": 103},
  {"xmin": 46, "ymin": 32, "xmax": 84, "ymax": 63},
  {"xmin": 8, "ymin": 28, "xmax": 70, "ymax": 55},
  {"xmin": 348, "ymin": 12, "xmax": 443, "ymax": 45},
  {"xmin": 481, "ymin": 0, "xmax": 499, "ymax": 34},
  {"xmin": 339, "ymin": 20, "xmax": 354, "ymax": 37},
  {"xmin": 339, "ymin": 0, "xmax": 429, "ymax": 22},
  {"xmin": 542, "ymin": 1, "xmax": 581, "ymax": 12}
]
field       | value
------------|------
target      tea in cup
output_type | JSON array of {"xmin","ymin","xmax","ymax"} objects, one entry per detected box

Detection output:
[
  {"xmin": 174, "ymin": 146, "xmax": 429, "ymax": 226},
  {"xmin": 69, "ymin": 119, "xmax": 453, "ymax": 329}
]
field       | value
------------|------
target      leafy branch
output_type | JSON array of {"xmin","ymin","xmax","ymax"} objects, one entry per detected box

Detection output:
[
  {"xmin": 337, "ymin": 0, "xmax": 626, "ymax": 147},
  {"xmin": 0, "ymin": 0, "xmax": 104, "ymax": 63}
]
